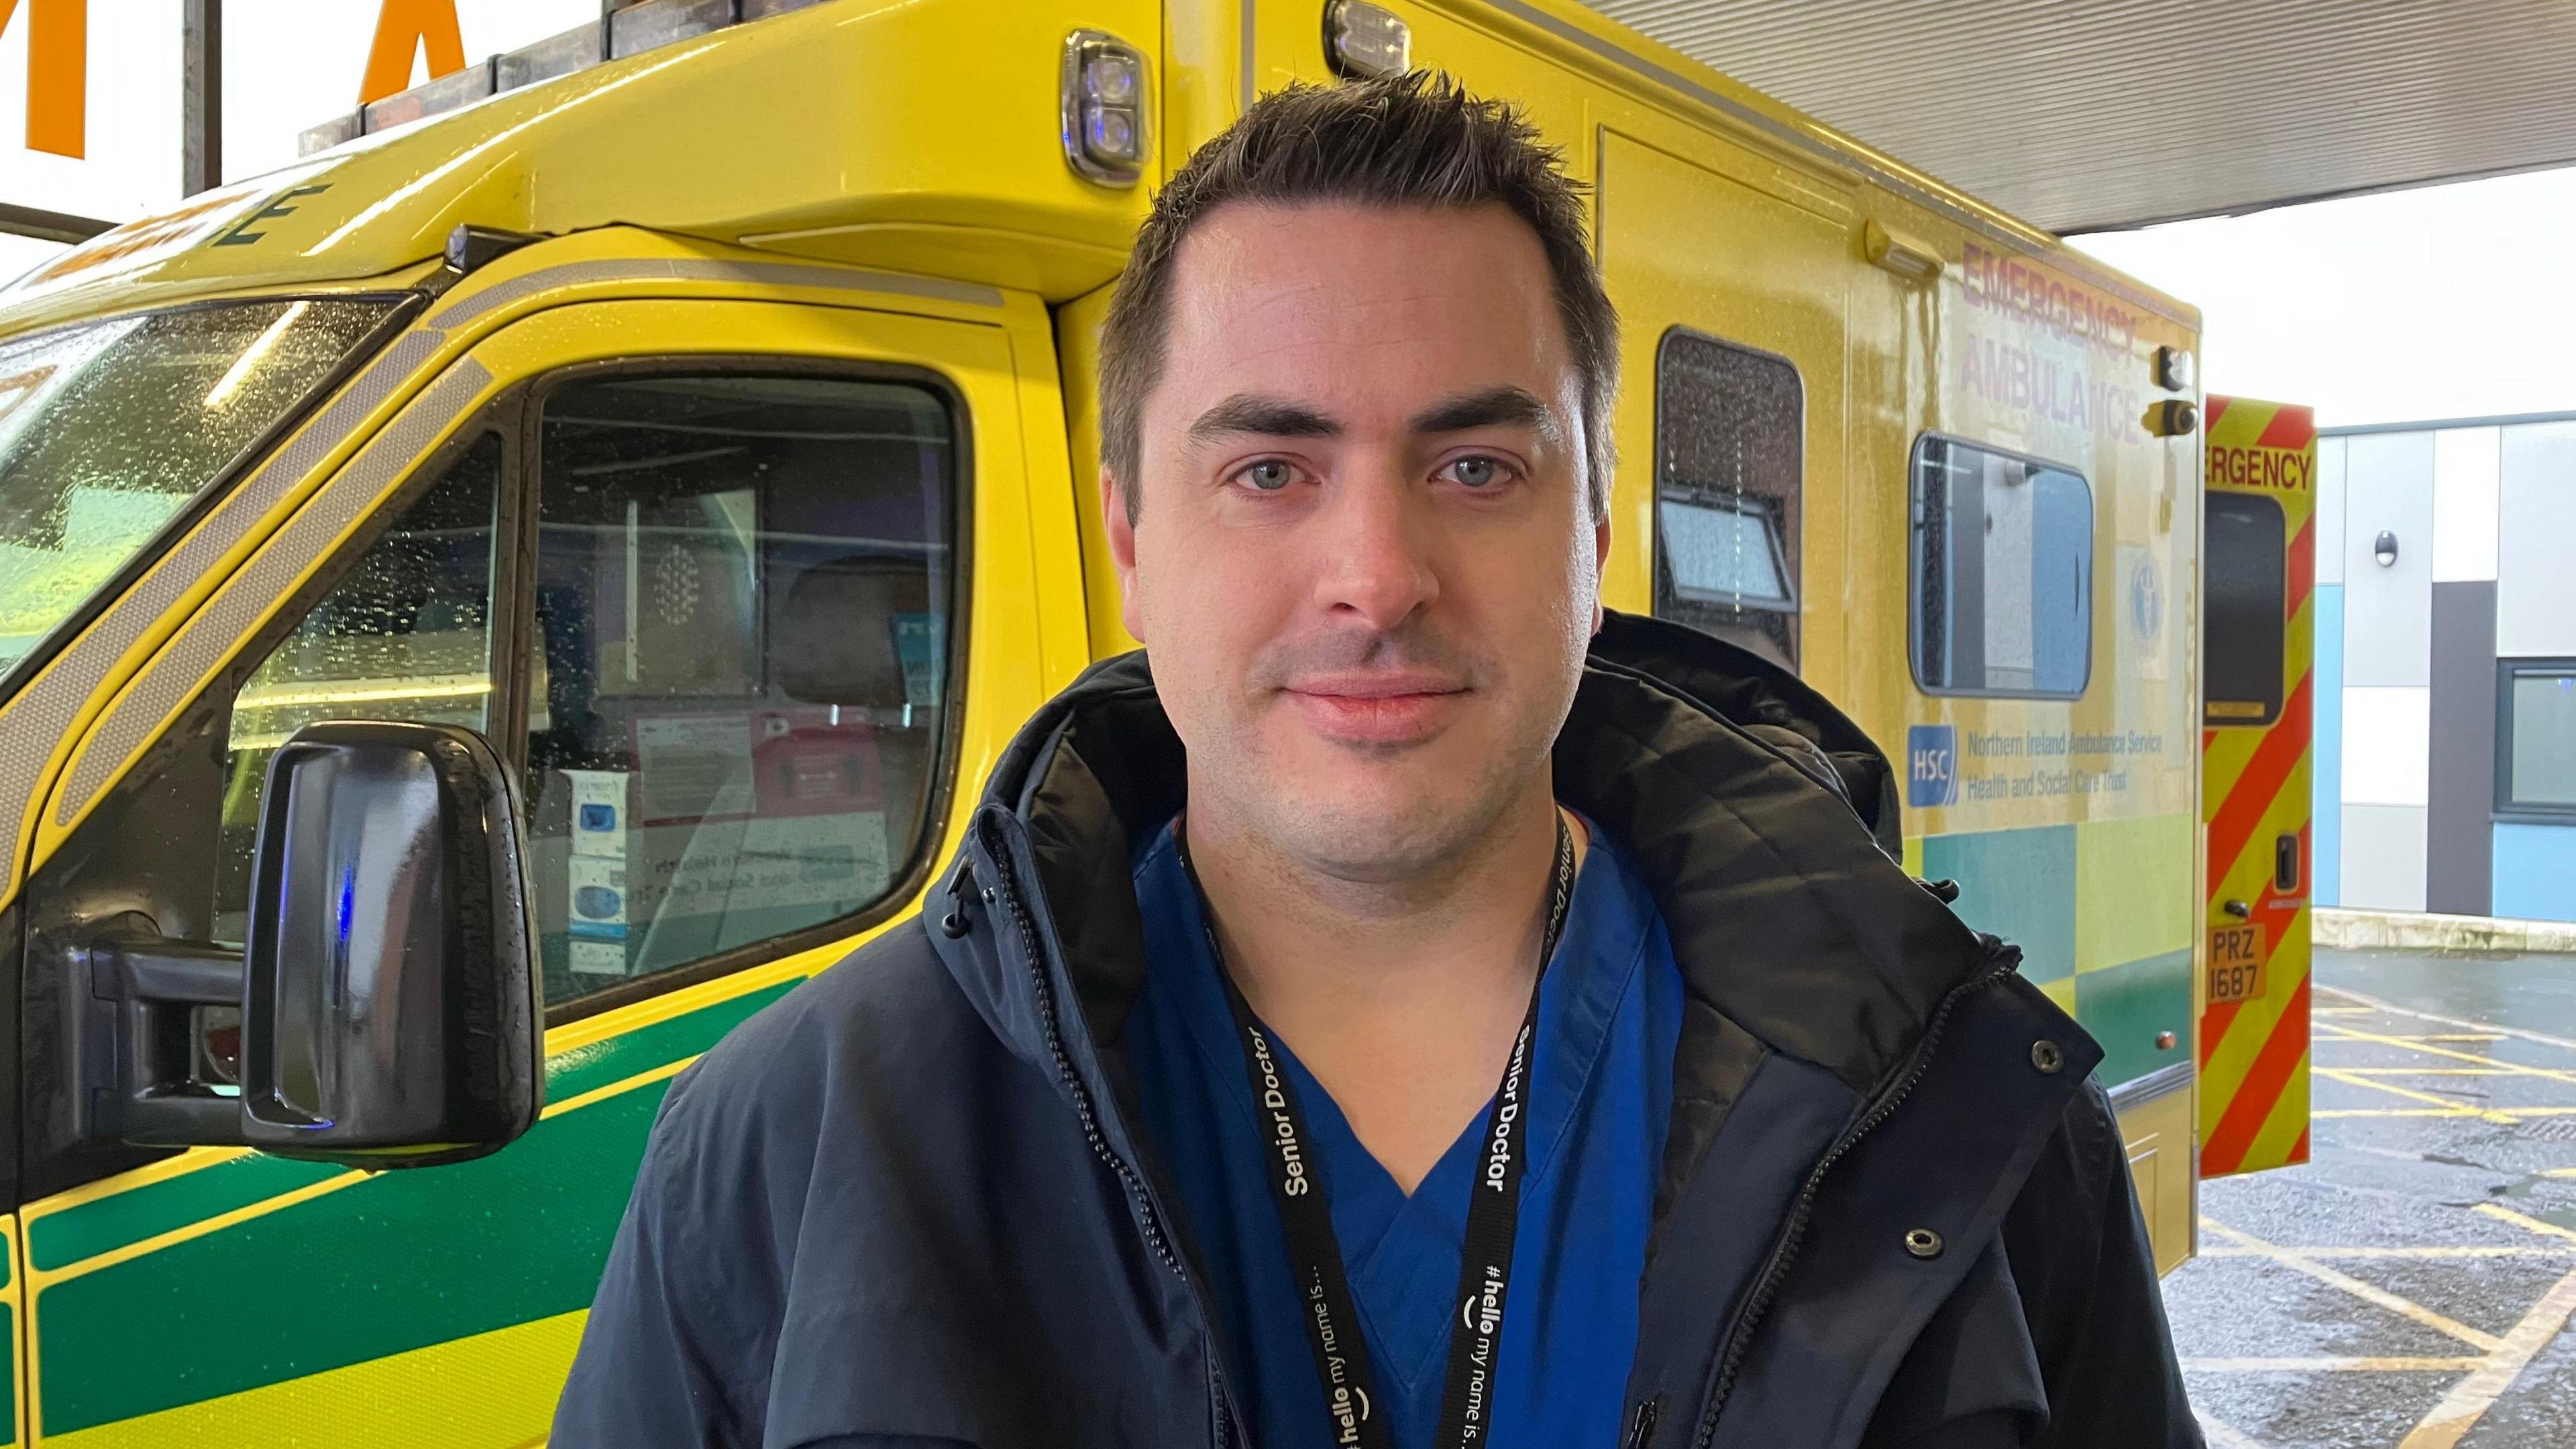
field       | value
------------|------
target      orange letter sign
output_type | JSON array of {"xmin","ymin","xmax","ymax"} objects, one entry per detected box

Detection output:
[
  {"xmin": 0, "ymin": 0, "xmax": 87, "ymax": 158},
  {"xmin": 360, "ymin": 0, "xmax": 468, "ymax": 105}
]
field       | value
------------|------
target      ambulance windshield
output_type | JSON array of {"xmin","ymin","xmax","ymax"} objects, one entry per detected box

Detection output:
[{"xmin": 0, "ymin": 297, "xmax": 397, "ymax": 686}]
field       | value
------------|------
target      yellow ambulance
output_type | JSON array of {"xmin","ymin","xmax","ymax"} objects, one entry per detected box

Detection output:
[{"xmin": 0, "ymin": 0, "xmax": 2286, "ymax": 1440}]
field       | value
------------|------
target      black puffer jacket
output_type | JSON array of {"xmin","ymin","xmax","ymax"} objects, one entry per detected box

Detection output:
[{"xmin": 554, "ymin": 612, "xmax": 2200, "ymax": 1449}]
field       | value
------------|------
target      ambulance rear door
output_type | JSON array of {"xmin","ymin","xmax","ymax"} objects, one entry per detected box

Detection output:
[{"xmin": 2199, "ymin": 396, "xmax": 2318, "ymax": 1178}]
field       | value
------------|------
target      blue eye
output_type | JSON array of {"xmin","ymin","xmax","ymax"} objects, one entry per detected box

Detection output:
[
  {"xmin": 1444, "ymin": 456, "xmax": 1509, "ymax": 488},
  {"xmin": 1239, "ymin": 460, "xmax": 1294, "ymax": 491}
]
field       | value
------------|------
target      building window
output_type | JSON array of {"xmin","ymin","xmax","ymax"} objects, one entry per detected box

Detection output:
[
  {"xmin": 2498, "ymin": 659, "xmax": 2576, "ymax": 818},
  {"xmin": 1910, "ymin": 435, "xmax": 2093, "ymax": 698},
  {"xmin": 1652, "ymin": 329, "xmax": 1802, "ymax": 671},
  {"xmin": 2204, "ymin": 491, "xmax": 2288, "ymax": 727}
]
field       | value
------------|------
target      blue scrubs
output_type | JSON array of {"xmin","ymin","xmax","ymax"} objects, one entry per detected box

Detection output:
[{"xmin": 1127, "ymin": 818, "xmax": 1684, "ymax": 1449}]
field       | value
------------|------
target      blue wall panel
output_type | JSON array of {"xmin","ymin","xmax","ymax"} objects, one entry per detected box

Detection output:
[
  {"xmin": 2314, "ymin": 583, "xmax": 2343, "ymax": 907},
  {"xmin": 2493, "ymin": 823, "xmax": 2576, "ymax": 923}
]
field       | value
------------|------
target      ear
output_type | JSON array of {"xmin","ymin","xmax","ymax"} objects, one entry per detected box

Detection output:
[
  {"xmin": 1589, "ymin": 488, "xmax": 1612, "ymax": 636},
  {"xmin": 1102, "ymin": 466, "xmax": 1148, "ymax": 643}
]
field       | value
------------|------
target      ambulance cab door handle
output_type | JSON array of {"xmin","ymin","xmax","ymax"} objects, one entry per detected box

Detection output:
[{"xmin": 2222, "ymin": 900, "xmax": 2253, "ymax": 920}]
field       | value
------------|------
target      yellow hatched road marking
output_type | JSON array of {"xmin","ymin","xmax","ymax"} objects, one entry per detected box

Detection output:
[
  {"xmin": 2318, "ymin": 985, "xmax": 2576, "ymax": 1054},
  {"xmin": 2316, "ymin": 1022, "xmax": 2576, "ymax": 1085},
  {"xmin": 2398, "ymin": 1267, "xmax": 2576, "ymax": 1448},
  {"xmin": 2316, "ymin": 1109, "xmax": 2480, "ymax": 1118},
  {"xmin": 2311, "ymin": 1068, "xmax": 2519, "ymax": 1123},
  {"xmin": 2314, "ymin": 1107, "xmax": 2576, "ymax": 1120},
  {"xmin": 2200, "ymin": 1220, "xmax": 2503, "ymax": 1352},
  {"xmin": 2200, "ymin": 1245, "xmax": 2576, "ymax": 1260},
  {"xmin": 2185, "ymin": 1356, "xmax": 2486, "ymax": 1372},
  {"xmin": 2475, "ymin": 1204, "xmax": 2576, "ymax": 1245}
]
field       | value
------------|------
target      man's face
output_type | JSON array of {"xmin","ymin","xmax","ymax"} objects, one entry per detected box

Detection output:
[{"xmin": 1107, "ymin": 201, "xmax": 1607, "ymax": 881}]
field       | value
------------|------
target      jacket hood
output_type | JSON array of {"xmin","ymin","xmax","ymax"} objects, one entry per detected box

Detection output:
[{"xmin": 932, "ymin": 610, "xmax": 2002, "ymax": 1211}]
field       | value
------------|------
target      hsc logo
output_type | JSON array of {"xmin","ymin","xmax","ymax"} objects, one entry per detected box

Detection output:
[{"xmin": 1908, "ymin": 724, "xmax": 1959, "ymax": 808}]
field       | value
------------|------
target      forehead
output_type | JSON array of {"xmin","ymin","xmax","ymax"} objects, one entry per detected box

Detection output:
[{"xmin": 1152, "ymin": 201, "xmax": 1574, "ymax": 421}]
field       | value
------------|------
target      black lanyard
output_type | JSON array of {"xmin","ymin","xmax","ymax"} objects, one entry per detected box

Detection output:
[{"xmin": 1181, "ymin": 816, "xmax": 1578, "ymax": 1449}]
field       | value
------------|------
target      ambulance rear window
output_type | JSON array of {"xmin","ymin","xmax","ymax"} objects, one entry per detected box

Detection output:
[
  {"xmin": 1652, "ymin": 329, "xmax": 1803, "ymax": 671},
  {"xmin": 2204, "ymin": 491, "xmax": 2286, "ymax": 726}
]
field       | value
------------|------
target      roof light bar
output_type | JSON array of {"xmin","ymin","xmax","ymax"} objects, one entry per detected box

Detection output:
[
  {"xmin": 294, "ymin": 0, "xmax": 834, "ymax": 160},
  {"xmin": 299, "ymin": 112, "xmax": 362, "ymax": 157},
  {"xmin": 364, "ymin": 58, "xmax": 496, "ymax": 135},
  {"xmin": 610, "ymin": 0, "xmax": 737, "ymax": 60},
  {"xmin": 498, "ymin": 22, "xmax": 604, "ymax": 93}
]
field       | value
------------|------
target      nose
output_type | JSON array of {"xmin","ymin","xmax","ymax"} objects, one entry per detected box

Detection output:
[{"xmin": 1309, "ymin": 458, "xmax": 1439, "ymax": 631}]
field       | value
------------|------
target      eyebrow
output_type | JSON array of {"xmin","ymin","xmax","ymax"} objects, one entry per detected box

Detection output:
[
  {"xmin": 1185, "ymin": 394, "xmax": 1342, "ymax": 445},
  {"xmin": 1185, "ymin": 386, "xmax": 1564, "ymax": 449},
  {"xmin": 1407, "ymin": 385, "xmax": 1562, "ymax": 444}
]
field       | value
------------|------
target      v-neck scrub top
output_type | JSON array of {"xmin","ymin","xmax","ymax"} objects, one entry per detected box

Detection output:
[{"xmin": 1127, "ymin": 818, "xmax": 1686, "ymax": 1449}]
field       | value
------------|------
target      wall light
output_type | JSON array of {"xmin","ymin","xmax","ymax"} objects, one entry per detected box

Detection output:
[{"xmin": 2373, "ymin": 530, "xmax": 2400, "ymax": 568}]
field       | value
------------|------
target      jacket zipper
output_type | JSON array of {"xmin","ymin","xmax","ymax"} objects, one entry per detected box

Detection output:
[
  {"xmin": 973, "ymin": 818, "xmax": 1247, "ymax": 1445},
  {"xmin": 1690, "ymin": 943, "xmax": 2023, "ymax": 1448},
  {"xmin": 1627, "ymin": 1395, "xmax": 1662, "ymax": 1449}
]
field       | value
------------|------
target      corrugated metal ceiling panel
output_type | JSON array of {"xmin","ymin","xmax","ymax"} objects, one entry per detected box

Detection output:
[{"xmin": 1578, "ymin": 0, "xmax": 2576, "ymax": 232}]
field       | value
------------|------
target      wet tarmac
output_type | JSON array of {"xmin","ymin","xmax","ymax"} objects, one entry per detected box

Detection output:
[{"xmin": 2172, "ymin": 947, "xmax": 2576, "ymax": 1448}]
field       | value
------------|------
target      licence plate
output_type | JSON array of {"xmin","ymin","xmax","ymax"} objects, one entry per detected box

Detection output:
[{"xmin": 2208, "ymin": 923, "xmax": 2266, "ymax": 1004}]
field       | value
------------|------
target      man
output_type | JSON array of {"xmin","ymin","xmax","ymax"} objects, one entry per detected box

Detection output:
[{"xmin": 555, "ymin": 74, "xmax": 2198, "ymax": 1449}]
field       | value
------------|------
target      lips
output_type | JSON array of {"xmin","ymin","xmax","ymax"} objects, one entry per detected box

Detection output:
[{"xmin": 1280, "ymin": 672, "xmax": 1470, "ymax": 745}]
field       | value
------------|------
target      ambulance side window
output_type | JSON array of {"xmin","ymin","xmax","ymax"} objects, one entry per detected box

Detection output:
[
  {"xmin": 1909, "ymin": 435, "xmax": 2093, "ymax": 698},
  {"xmin": 1652, "ymin": 329, "xmax": 1804, "ymax": 672},
  {"xmin": 214, "ymin": 433, "xmax": 505, "ymax": 943},
  {"xmin": 525, "ymin": 372, "xmax": 959, "ymax": 1014}
]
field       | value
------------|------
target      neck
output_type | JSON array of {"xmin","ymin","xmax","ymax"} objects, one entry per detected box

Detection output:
[{"xmin": 1183, "ymin": 779, "xmax": 1585, "ymax": 1193}]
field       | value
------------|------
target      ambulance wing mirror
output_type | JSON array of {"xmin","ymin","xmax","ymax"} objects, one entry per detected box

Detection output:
[{"xmin": 239, "ymin": 721, "xmax": 541, "ymax": 1167}]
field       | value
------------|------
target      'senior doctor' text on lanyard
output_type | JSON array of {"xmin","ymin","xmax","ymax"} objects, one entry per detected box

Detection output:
[{"xmin": 1183, "ymin": 816, "xmax": 1577, "ymax": 1449}]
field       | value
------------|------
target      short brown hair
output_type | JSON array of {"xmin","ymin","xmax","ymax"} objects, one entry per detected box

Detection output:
[{"xmin": 1098, "ymin": 72, "xmax": 1618, "ymax": 522}]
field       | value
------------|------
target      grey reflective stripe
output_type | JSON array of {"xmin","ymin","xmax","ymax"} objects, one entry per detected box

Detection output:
[
  {"xmin": 2106, "ymin": 1059, "xmax": 2193, "ymax": 1112},
  {"xmin": 427, "ymin": 257, "xmax": 1006, "ymax": 331},
  {"xmin": 1241, "ymin": 0, "xmax": 1257, "ymax": 110},
  {"xmin": 1474, "ymin": 0, "xmax": 2194, "ymax": 330},
  {"xmin": 54, "ymin": 359, "xmax": 498, "ymax": 832},
  {"xmin": 0, "ymin": 328, "xmax": 445, "ymax": 900}
]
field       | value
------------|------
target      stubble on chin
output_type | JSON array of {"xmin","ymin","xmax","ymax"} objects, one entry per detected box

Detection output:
[{"xmin": 1190, "ymin": 722, "xmax": 1542, "ymax": 893}]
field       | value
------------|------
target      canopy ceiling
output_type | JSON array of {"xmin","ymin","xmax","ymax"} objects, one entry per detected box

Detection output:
[{"xmin": 1581, "ymin": 0, "xmax": 2576, "ymax": 233}]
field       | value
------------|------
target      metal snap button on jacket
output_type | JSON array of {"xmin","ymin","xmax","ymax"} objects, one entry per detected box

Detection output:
[
  {"xmin": 1903, "ymin": 1228, "xmax": 1944, "ymax": 1259},
  {"xmin": 2031, "ymin": 1039, "xmax": 2065, "ymax": 1073}
]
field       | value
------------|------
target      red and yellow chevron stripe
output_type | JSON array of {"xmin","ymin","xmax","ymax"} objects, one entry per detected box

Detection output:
[{"xmin": 2199, "ymin": 396, "xmax": 2316, "ymax": 1177}]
